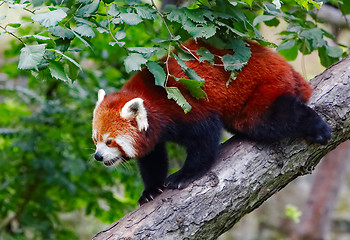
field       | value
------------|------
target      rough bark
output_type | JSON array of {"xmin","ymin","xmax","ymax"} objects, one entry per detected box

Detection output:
[
  {"xmin": 290, "ymin": 141, "xmax": 350, "ymax": 240},
  {"xmin": 92, "ymin": 56, "xmax": 350, "ymax": 240}
]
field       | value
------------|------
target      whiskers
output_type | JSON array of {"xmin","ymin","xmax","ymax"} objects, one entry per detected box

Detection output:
[
  {"xmin": 86, "ymin": 149, "xmax": 132, "ymax": 172},
  {"xmin": 119, "ymin": 158, "xmax": 132, "ymax": 172},
  {"xmin": 87, "ymin": 152, "xmax": 96, "ymax": 166}
]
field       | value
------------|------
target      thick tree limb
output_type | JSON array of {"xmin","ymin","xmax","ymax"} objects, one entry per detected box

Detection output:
[{"xmin": 93, "ymin": 57, "xmax": 350, "ymax": 240}]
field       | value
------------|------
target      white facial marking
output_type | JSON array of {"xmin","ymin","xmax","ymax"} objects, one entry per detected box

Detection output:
[
  {"xmin": 92, "ymin": 129, "xmax": 97, "ymax": 140},
  {"xmin": 115, "ymin": 135, "xmax": 137, "ymax": 158},
  {"xmin": 95, "ymin": 141, "xmax": 122, "ymax": 164},
  {"xmin": 102, "ymin": 133, "xmax": 110, "ymax": 142},
  {"xmin": 120, "ymin": 98, "xmax": 149, "ymax": 131}
]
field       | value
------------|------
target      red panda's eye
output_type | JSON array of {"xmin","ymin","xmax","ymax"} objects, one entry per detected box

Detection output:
[{"xmin": 106, "ymin": 140, "xmax": 112, "ymax": 146}]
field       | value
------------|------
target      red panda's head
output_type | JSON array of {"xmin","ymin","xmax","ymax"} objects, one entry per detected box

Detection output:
[{"xmin": 92, "ymin": 89, "xmax": 149, "ymax": 167}]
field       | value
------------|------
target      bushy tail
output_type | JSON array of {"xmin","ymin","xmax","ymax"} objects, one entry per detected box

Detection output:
[{"xmin": 293, "ymin": 71, "xmax": 313, "ymax": 103}]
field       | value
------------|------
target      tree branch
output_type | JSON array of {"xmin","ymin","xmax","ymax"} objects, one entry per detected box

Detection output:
[{"xmin": 92, "ymin": 56, "xmax": 350, "ymax": 240}]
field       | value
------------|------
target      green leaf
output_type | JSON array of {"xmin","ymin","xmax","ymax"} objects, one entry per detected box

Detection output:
[
  {"xmin": 120, "ymin": 13, "xmax": 142, "ymax": 25},
  {"xmin": 7, "ymin": 23, "xmax": 21, "ymax": 28},
  {"xmin": 75, "ymin": 24, "xmax": 95, "ymax": 38},
  {"xmin": 183, "ymin": 20, "xmax": 216, "ymax": 39},
  {"xmin": 295, "ymin": 0, "xmax": 321, "ymax": 10},
  {"xmin": 176, "ymin": 47, "xmax": 194, "ymax": 61},
  {"xmin": 18, "ymin": 44, "xmax": 46, "ymax": 70},
  {"xmin": 49, "ymin": 61, "xmax": 69, "ymax": 82},
  {"xmin": 278, "ymin": 41, "xmax": 299, "ymax": 61},
  {"xmin": 172, "ymin": 53, "xmax": 204, "ymax": 82},
  {"xmin": 167, "ymin": 8, "xmax": 187, "ymax": 23},
  {"xmin": 277, "ymin": 39, "xmax": 296, "ymax": 51},
  {"xmin": 223, "ymin": 39, "xmax": 251, "ymax": 71},
  {"xmin": 34, "ymin": 35, "xmax": 51, "ymax": 40},
  {"xmin": 128, "ymin": 47, "xmax": 160, "ymax": 58},
  {"xmin": 108, "ymin": 4, "xmax": 119, "ymax": 17},
  {"xmin": 184, "ymin": 9, "xmax": 209, "ymax": 24},
  {"xmin": 72, "ymin": 31, "xmax": 94, "ymax": 49},
  {"xmin": 31, "ymin": 9, "xmax": 67, "ymax": 27},
  {"xmin": 285, "ymin": 205, "xmax": 301, "ymax": 223},
  {"xmin": 55, "ymin": 38, "xmax": 71, "ymax": 52},
  {"xmin": 298, "ymin": 38, "xmax": 312, "ymax": 55},
  {"xmin": 74, "ymin": 17, "xmax": 97, "ymax": 26},
  {"xmin": 326, "ymin": 45, "xmax": 343, "ymax": 58},
  {"xmin": 66, "ymin": 60, "xmax": 80, "ymax": 81},
  {"xmin": 32, "ymin": 0, "xmax": 45, "ymax": 7},
  {"xmin": 79, "ymin": 0, "xmax": 92, "ymax": 3},
  {"xmin": 49, "ymin": 26, "xmax": 75, "ymax": 40},
  {"xmin": 146, "ymin": 61, "xmax": 166, "ymax": 87},
  {"xmin": 264, "ymin": 17, "xmax": 280, "ymax": 27},
  {"xmin": 115, "ymin": 29, "xmax": 126, "ymax": 40},
  {"xmin": 124, "ymin": 53, "xmax": 147, "ymax": 73},
  {"xmin": 109, "ymin": 41, "xmax": 125, "ymax": 47},
  {"xmin": 300, "ymin": 28, "xmax": 325, "ymax": 48},
  {"xmin": 21, "ymin": 34, "xmax": 51, "ymax": 40},
  {"xmin": 318, "ymin": 46, "xmax": 339, "ymax": 67},
  {"xmin": 222, "ymin": 54, "xmax": 244, "ymax": 71},
  {"xmin": 135, "ymin": 6, "xmax": 157, "ymax": 20},
  {"xmin": 196, "ymin": 47, "xmax": 214, "ymax": 64},
  {"xmin": 152, "ymin": 35, "xmax": 181, "ymax": 43},
  {"xmin": 112, "ymin": 17, "xmax": 123, "ymax": 25},
  {"xmin": 166, "ymin": 87, "xmax": 191, "ymax": 113},
  {"xmin": 50, "ymin": 49, "xmax": 82, "ymax": 70},
  {"xmin": 76, "ymin": 0, "xmax": 100, "ymax": 17},
  {"xmin": 9, "ymin": 3, "xmax": 30, "ymax": 9},
  {"xmin": 340, "ymin": 1, "xmax": 350, "ymax": 14},
  {"xmin": 253, "ymin": 15, "xmax": 276, "ymax": 26},
  {"xmin": 178, "ymin": 78, "xmax": 207, "ymax": 100},
  {"xmin": 241, "ymin": 0, "xmax": 253, "ymax": 6}
]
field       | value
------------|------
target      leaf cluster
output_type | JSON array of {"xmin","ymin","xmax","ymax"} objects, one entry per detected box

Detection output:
[{"xmin": 1, "ymin": 0, "xmax": 348, "ymax": 112}]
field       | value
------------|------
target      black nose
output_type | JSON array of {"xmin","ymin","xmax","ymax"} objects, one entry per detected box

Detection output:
[{"xmin": 94, "ymin": 152, "xmax": 103, "ymax": 162}]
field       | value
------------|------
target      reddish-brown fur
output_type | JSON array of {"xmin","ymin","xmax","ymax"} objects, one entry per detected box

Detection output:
[{"xmin": 93, "ymin": 39, "xmax": 312, "ymax": 157}]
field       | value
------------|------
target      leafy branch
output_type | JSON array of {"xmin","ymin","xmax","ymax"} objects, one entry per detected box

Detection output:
[{"xmin": 0, "ymin": 24, "xmax": 26, "ymax": 46}]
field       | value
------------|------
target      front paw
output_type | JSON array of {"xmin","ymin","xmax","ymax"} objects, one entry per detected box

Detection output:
[
  {"xmin": 138, "ymin": 187, "xmax": 164, "ymax": 206},
  {"xmin": 164, "ymin": 169, "xmax": 204, "ymax": 189}
]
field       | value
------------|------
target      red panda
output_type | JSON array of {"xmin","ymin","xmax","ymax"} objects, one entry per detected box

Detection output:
[{"xmin": 92, "ymin": 39, "xmax": 331, "ymax": 205}]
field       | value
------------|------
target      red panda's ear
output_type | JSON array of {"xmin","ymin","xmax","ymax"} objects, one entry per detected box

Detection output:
[
  {"xmin": 93, "ymin": 89, "xmax": 106, "ymax": 116},
  {"xmin": 120, "ymin": 98, "xmax": 149, "ymax": 132},
  {"xmin": 97, "ymin": 89, "xmax": 106, "ymax": 105}
]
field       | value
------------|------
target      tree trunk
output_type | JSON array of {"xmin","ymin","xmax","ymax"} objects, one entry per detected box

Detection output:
[
  {"xmin": 92, "ymin": 57, "xmax": 350, "ymax": 240},
  {"xmin": 290, "ymin": 141, "xmax": 350, "ymax": 240}
]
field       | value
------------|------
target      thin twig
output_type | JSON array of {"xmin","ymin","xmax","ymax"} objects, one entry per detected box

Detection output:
[
  {"xmin": 104, "ymin": 3, "xmax": 120, "ymax": 44},
  {"xmin": 23, "ymin": 7, "xmax": 35, "ymax": 14},
  {"xmin": 179, "ymin": 43, "xmax": 200, "ymax": 62},
  {"xmin": 64, "ymin": 3, "xmax": 83, "ymax": 28},
  {"xmin": 165, "ymin": 42, "xmax": 172, "ymax": 87},
  {"xmin": 150, "ymin": 0, "xmax": 174, "ymax": 40},
  {"xmin": 0, "ymin": 25, "xmax": 26, "ymax": 46}
]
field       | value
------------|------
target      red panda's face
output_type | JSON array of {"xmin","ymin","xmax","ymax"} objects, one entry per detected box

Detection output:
[{"xmin": 92, "ymin": 89, "xmax": 148, "ymax": 167}]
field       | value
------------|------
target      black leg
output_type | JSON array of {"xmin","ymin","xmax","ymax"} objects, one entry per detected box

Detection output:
[
  {"xmin": 165, "ymin": 114, "xmax": 222, "ymax": 189},
  {"xmin": 244, "ymin": 94, "xmax": 331, "ymax": 144},
  {"xmin": 137, "ymin": 142, "xmax": 168, "ymax": 205}
]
